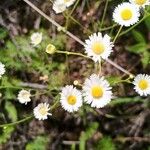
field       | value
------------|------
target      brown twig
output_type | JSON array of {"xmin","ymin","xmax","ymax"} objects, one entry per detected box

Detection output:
[{"xmin": 20, "ymin": 82, "xmax": 48, "ymax": 89}]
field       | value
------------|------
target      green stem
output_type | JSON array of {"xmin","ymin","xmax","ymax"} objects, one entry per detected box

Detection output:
[
  {"xmin": 51, "ymin": 100, "xmax": 60, "ymax": 111},
  {"xmin": 0, "ymin": 116, "xmax": 33, "ymax": 128},
  {"xmin": 113, "ymin": 25, "xmax": 123, "ymax": 43},
  {"xmin": 0, "ymin": 86, "xmax": 23, "ymax": 89},
  {"xmin": 56, "ymin": 50, "xmax": 91, "ymax": 59},
  {"xmin": 98, "ymin": 61, "xmax": 102, "ymax": 75},
  {"xmin": 63, "ymin": 14, "xmax": 92, "ymax": 34},
  {"xmin": 100, "ymin": 0, "xmax": 109, "ymax": 28},
  {"xmin": 69, "ymin": 0, "xmax": 80, "ymax": 16},
  {"xmin": 100, "ymin": 24, "xmax": 117, "ymax": 31},
  {"xmin": 64, "ymin": 0, "xmax": 80, "ymax": 29}
]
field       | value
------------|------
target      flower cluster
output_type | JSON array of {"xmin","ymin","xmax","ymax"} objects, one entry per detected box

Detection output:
[
  {"xmin": 17, "ymin": 89, "xmax": 52, "ymax": 120},
  {"xmin": 1, "ymin": 0, "xmax": 150, "ymax": 123},
  {"xmin": 50, "ymin": 0, "xmax": 150, "ymax": 114},
  {"xmin": 59, "ymin": 74, "xmax": 112, "ymax": 112}
]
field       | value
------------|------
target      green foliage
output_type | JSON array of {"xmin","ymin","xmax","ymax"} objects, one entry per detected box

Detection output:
[
  {"xmin": 127, "ymin": 43, "xmax": 147, "ymax": 54},
  {"xmin": 0, "ymin": 126, "xmax": 14, "ymax": 144},
  {"xmin": 141, "ymin": 51, "xmax": 150, "ymax": 68},
  {"xmin": 0, "ymin": 30, "xmax": 66, "ymax": 74},
  {"xmin": 26, "ymin": 135, "xmax": 49, "ymax": 150},
  {"xmin": 126, "ymin": 30, "xmax": 150, "ymax": 68},
  {"xmin": 110, "ymin": 97, "xmax": 143, "ymax": 106},
  {"xmin": 95, "ymin": 136, "xmax": 116, "ymax": 150},
  {"xmin": 106, "ymin": 76, "xmax": 122, "ymax": 86},
  {"xmin": 0, "ymin": 101, "xmax": 17, "ymax": 144},
  {"xmin": 145, "ymin": 14, "xmax": 150, "ymax": 31},
  {"xmin": 132, "ymin": 30, "xmax": 146, "ymax": 43},
  {"xmin": 5, "ymin": 101, "xmax": 18, "ymax": 122},
  {"xmin": 79, "ymin": 122, "xmax": 99, "ymax": 150},
  {"xmin": 1, "ymin": 76, "xmax": 20, "ymax": 100},
  {"xmin": 0, "ymin": 28, "xmax": 8, "ymax": 39}
]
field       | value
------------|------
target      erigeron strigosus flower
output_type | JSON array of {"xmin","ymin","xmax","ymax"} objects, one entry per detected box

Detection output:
[
  {"xmin": 60, "ymin": 85, "xmax": 82, "ymax": 112},
  {"xmin": 83, "ymin": 74, "xmax": 112, "ymax": 108},
  {"xmin": 113, "ymin": 2, "xmax": 140, "ymax": 27}
]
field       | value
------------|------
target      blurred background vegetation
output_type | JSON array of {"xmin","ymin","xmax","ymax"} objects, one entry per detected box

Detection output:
[{"xmin": 0, "ymin": 0, "xmax": 150, "ymax": 149}]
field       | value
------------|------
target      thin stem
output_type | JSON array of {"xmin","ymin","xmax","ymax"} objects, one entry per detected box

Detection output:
[
  {"xmin": 0, "ymin": 86, "xmax": 23, "ymax": 89},
  {"xmin": 51, "ymin": 100, "xmax": 60, "ymax": 110},
  {"xmin": 66, "ymin": 54, "xmax": 70, "ymax": 83},
  {"xmin": 100, "ymin": 0, "xmax": 109, "ymax": 28},
  {"xmin": 98, "ymin": 61, "xmax": 102, "ymax": 76},
  {"xmin": 56, "ymin": 50, "xmax": 91, "ymax": 59},
  {"xmin": 0, "ymin": 116, "xmax": 33, "ymax": 128},
  {"xmin": 23, "ymin": 0, "xmax": 133, "ymax": 76},
  {"xmin": 100, "ymin": 24, "xmax": 117, "ymax": 32},
  {"xmin": 63, "ymin": 13, "xmax": 92, "ymax": 34},
  {"xmin": 70, "ymin": 0, "xmax": 80, "ymax": 16},
  {"xmin": 113, "ymin": 25, "xmax": 123, "ymax": 43}
]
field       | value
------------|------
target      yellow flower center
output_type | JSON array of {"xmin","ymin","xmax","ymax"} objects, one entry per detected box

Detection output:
[
  {"xmin": 39, "ymin": 107, "xmax": 47, "ymax": 115},
  {"xmin": 64, "ymin": 0, "xmax": 70, "ymax": 2},
  {"xmin": 135, "ymin": 0, "xmax": 146, "ymax": 5},
  {"xmin": 92, "ymin": 42, "xmax": 105, "ymax": 55},
  {"xmin": 92, "ymin": 86, "xmax": 103, "ymax": 99},
  {"xmin": 138, "ymin": 79, "xmax": 149, "ymax": 90},
  {"xmin": 67, "ymin": 95, "xmax": 77, "ymax": 105},
  {"xmin": 121, "ymin": 9, "xmax": 132, "ymax": 20}
]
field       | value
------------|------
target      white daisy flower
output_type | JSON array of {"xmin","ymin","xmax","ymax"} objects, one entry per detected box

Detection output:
[
  {"xmin": 84, "ymin": 32, "xmax": 113, "ymax": 62},
  {"xmin": 129, "ymin": 0, "xmax": 150, "ymax": 8},
  {"xmin": 83, "ymin": 74, "xmax": 112, "ymax": 108},
  {"xmin": 113, "ymin": 2, "xmax": 140, "ymax": 27},
  {"xmin": 33, "ymin": 103, "xmax": 52, "ymax": 120},
  {"xmin": 17, "ymin": 90, "xmax": 31, "ymax": 104},
  {"xmin": 133, "ymin": 74, "xmax": 150, "ymax": 96},
  {"xmin": 30, "ymin": 32, "xmax": 42, "ymax": 47},
  {"xmin": 64, "ymin": 0, "xmax": 76, "ymax": 7},
  {"xmin": 60, "ymin": 85, "xmax": 82, "ymax": 112},
  {"xmin": 0, "ymin": 62, "xmax": 5, "ymax": 78},
  {"xmin": 53, "ymin": 0, "xmax": 75, "ymax": 14},
  {"xmin": 53, "ymin": 0, "xmax": 66, "ymax": 14}
]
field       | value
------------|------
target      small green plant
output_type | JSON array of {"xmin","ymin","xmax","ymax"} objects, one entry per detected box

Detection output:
[{"xmin": 26, "ymin": 135, "xmax": 49, "ymax": 150}]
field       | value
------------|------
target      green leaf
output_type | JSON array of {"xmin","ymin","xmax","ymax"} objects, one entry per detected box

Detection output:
[
  {"xmin": 0, "ymin": 126, "xmax": 14, "ymax": 144},
  {"xmin": 0, "ymin": 28, "xmax": 8, "ymax": 39},
  {"xmin": 132, "ymin": 30, "xmax": 146, "ymax": 43},
  {"xmin": 5, "ymin": 101, "xmax": 18, "ymax": 122},
  {"xmin": 141, "ymin": 51, "xmax": 150, "ymax": 68},
  {"xmin": 110, "ymin": 97, "xmax": 143, "ymax": 106},
  {"xmin": 126, "ymin": 43, "xmax": 147, "ymax": 54},
  {"xmin": 26, "ymin": 136, "xmax": 49, "ymax": 150},
  {"xmin": 0, "ymin": 102, "xmax": 17, "ymax": 144},
  {"xmin": 95, "ymin": 136, "xmax": 116, "ymax": 150},
  {"xmin": 106, "ymin": 76, "xmax": 122, "ymax": 86},
  {"xmin": 145, "ymin": 15, "xmax": 150, "ymax": 31},
  {"xmin": 79, "ymin": 122, "xmax": 99, "ymax": 150},
  {"xmin": 1, "ymin": 77, "xmax": 16, "ymax": 100}
]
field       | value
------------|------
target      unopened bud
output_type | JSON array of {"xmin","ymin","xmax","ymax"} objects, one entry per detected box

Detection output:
[
  {"xmin": 73, "ymin": 80, "xmax": 79, "ymax": 86},
  {"xmin": 46, "ymin": 44, "xmax": 56, "ymax": 54}
]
